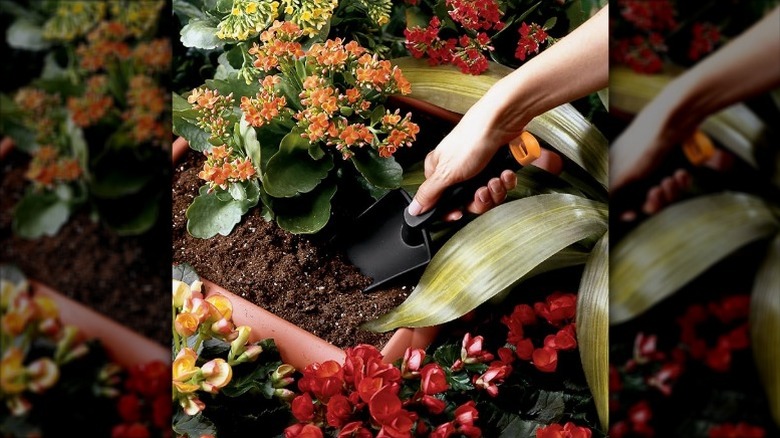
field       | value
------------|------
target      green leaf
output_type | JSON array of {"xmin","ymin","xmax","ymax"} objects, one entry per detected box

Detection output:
[
  {"xmin": 363, "ymin": 194, "xmax": 608, "ymax": 331},
  {"xmin": 610, "ymin": 192, "xmax": 780, "ymax": 324},
  {"xmin": 173, "ymin": 0, "xmax": 207, "ymax": 21},
  {"xmin": 264, "ymin": 132, "xmax": 334, "ymax": 198},
  {"xmin": 12, "ymin": 192, "xmax": 71, "ymax": 239},
  {"xmin": 576, "ymin": 231, "xmax": 609, "ymax": 430},
  {"xmin": 173, "ymin": 92, "xmax": 199, "ymax": 119},
  {"xmin": 180, "ymin": 19, "xmax": 224, "ymax": 50},
  {"xmin": 65, "ymin": 118, "xmax": 88, "ymax": 178},
  {"xmin": 240, "ymin": 118, "xmax": 263, "ymax": 176},
  {"xmin": 172, "ymin": 410, "xmax": 217, "ymax": 438},
  {"xmin": 275, "ymin": 183, "xmax": 337, "ymax": 234},
  {"xmin": 102, "ymin": 196, "xmax": 160, "ymax": 236},
  {"xmin": 206, "ymin": 78, "xmax": 259, "ymax": 105},
  {"xmin": 308, "ymin": 143, "xmax": 325, "ymax": 160},
  {"xmin": 370, "ymin": 104, "xmax": 385, "ymax": 125},
  {"xmin": 229, "ymin": 182, "xmax": 247, "ymax": 201},
  {"xmin": 351, "ymin": 148, "xmax": 403, "ymax": 189},
  {"xmin": 6, "ymin": 19, "xmax": 50, "ymax": 51},
  {"xmin": 750, "ymin": 233, "xmax": 780, "ymax": 425},
  {"xmin": 543, "ymin": 16, "xmax": 557, "ymax": 30},
  {"xmin": 173, "ymin": 117, "xmax": 211, "ymax": 152},
  {"xmin": 186, "ymin": 189, "xmax": 257, "ymax": 238}
]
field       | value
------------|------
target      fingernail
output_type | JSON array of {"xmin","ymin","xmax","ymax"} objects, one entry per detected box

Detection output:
[
  {"xmin": 478, "ymin": 190, "xmax": 489, "ymax": 204},
  {"xmin": 452, "ymin": 211, "xmax": 463, "ymax": 221},
  {"xmin": 408, "ymin": 199, "xmax": 422, "ymax": 216}
]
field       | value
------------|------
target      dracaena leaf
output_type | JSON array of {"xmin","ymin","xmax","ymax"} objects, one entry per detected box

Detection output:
[
  {"xmin": 610, "ymin": 192, "xmax": 779, "ymax": 324},
  {"xmin": 576, "ymin": 231, "xmax": 609, "ymax": 429},
  {"xmin": 750, "ymin": 233, "xmax": 780, "ymax": 425},
  {"xmin": 362, "ymin": 194, "xmax": 607, "ymax": 332}
]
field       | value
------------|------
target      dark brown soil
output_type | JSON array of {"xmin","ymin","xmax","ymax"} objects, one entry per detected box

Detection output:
[
  {"xmin": 172, "ymin": 151, "xmax": 415, "ymax": 349},
  {"xmin": 0, "ymin": 149, "xmax": 170, "ymax": 345}
]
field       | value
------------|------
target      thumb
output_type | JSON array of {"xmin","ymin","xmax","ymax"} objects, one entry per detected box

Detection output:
[{"xmin": 408, "ymin": 174, "xmax": 450, "ymax": 216}]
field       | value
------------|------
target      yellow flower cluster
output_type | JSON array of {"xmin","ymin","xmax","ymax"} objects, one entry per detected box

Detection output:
[
  {"xmin": 108, "ymin": 0, "xmax": 165, "ymax": 38},
  {"xmin": 216, "ymin": 0, "xmax": 281, "ymax": 41},
  {"xmin": 0, "ymin": 275, "xmax": 94, "ymax": 416},
  {"xmin": 172, "ymin": 279, "xmax": 265, "ymax": 415},
  {"xmin": 42, "ymin": 1, "xmax": 107, "ymax": 41},
  {"xmin": 281, "ymin": 0, "xmax": 338, "ymax": 37},
  {"xmin": 357, "ymin": 0, "xmax": 392, "ymax": 26}
]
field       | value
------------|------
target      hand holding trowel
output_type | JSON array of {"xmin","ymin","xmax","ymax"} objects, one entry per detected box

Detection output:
[{"xmin": 337, "ymin": 131, "xmax": 543, "ymax": 292}]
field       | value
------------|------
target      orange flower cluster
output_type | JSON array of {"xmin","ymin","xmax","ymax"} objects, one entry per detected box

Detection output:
[
  {"xmin": 379, "ymin": 110, "xmax": 420, "ymax": 158},
  {"xmin": 76, "ymin": 21, "xmax": 132, "ymax": 72},
  {"xmin": 68, "ymin": 75, "xmax": 113, "ymax": 128},
  {"xmin": 306, "ymin": 38, "xmax": 366, "ymax": 74},
  {"xmin": 132, "ymin": 38, "xmax": 172, "ymax": 73},
  {"xmin": 240, "ymin": 75, "xmax": 289, "ymax": 128},
  {"xmin": 25, "ymin": 146, "xmax": 82, "ymax": 188},
  {"xmin": 13, "ymin": 88, "xmax": 60, "ymax": 144},
  {"xmin": 124, "ymin": 75, "xmax": 169, "ymax": 145},
  {"xmin": 249, "ymin": 21, "xmax": 305, "ymax": 72},
  {"xmin": 198, "ymin": 145, "xmax": 257, "ymax": 191},
  {"xmin": 355, "ymin": 53, "xmax": 413, "ymax": 95},
  {"xmin": 188, "ymin": 87, "xmax": 235, "ymax": 141}
]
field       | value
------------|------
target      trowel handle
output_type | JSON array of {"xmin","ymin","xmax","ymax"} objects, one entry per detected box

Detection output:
[{"xmin": 404, "ymin": 132, "xmax": 539, "ymax": 229}]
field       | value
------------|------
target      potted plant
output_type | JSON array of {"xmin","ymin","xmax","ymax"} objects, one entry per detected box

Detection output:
[
  {"xmin": 171, "ymin": 1, "xmax": 609, "ymax": 435},
  {"xmin": 1, "ymin": 265, "xmax": 169, "ymax": 437},
  {"xmin": 0, "ymin": 0, "xmax": 171, "ymax": 344}
]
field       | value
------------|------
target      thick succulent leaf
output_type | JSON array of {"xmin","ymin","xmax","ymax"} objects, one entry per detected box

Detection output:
[
  {"xmin": 351, "ymin": 148, "xmax": 403, "ymax": 189},
  {"xmin": 610, "ymin": 66, "xmax": 767, "ymax": 169},
  {"xmin": 610, "ymin": 192, "xmax": 779, "ymax": 324},
  {"xmin": 577, "ymin": 231, "xmax": 609, "ymax": 430},
  {"xmin": 12, "ymin": 192, "xmax": 70, "ymax": 239},
  {"xmin": 363, "ymin": 194, "xmax": 608, "ymax": 332},
  {"xmin": 264, "ymin": 132, "xmax": 334, "ymax": 197},
  {"xmin": 275, "ymin": 183, "xmax": 337, "ymax": 234},
  {"xmin": 750, "ymin": 233, "xmax": 780, "ymax": 425},
  {"xmin": 392, "ymin": 57, "xmax": 608, "ymax": 189}
]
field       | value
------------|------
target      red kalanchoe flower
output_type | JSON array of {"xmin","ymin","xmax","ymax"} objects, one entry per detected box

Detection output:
[
  {"xmin": 446, "ymin": 0, "xmax": 504, "ymax": 31},
  {"xmin": 111, "ymin": 423, "xmax": 150, "ymax": 438},
  {"xmin": 708, "ymin": 422, "xmax": 765, "ymax": 438},
  {"xmin": 618, "ymin": 0, "xmax": 677, "ymax": 31},
  {"xmin": 689, "ymin": 22, "xmax": 721, "ymax": 61},
  {"xmin": 532, "ymin": 346, "xmax": 558, "ymax": 372},
  {"xmin": 705, "ymin": 345, "xmax": 732, "ymax": 372},
  {"xmin": 633, "ymin": 332, "xmax": 665, "ymax": 364},
  {"xmin": 452, "ymin": 33, "xmax": 492, "ymax": 74},
  {"xmin": 515, "ymin": 22, "xmax": 548, "ymax": 62}
]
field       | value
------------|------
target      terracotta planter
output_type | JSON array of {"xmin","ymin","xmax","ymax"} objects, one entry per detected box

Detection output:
[
  {"xmin": 172, "ymin": 129, "xmax": 440, "ymax": 371},
  {"xmin": 1, "ymin": 137, "xmax": 15, "ymax": 160},
  {"xmin": 31, "ymin": 280, "xmax": 169, "ymax": 367}
]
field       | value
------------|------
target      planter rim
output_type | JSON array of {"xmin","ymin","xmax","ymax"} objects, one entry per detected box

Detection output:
[
  {"xmin": 31, "ymin": 280, "xmax": 170, "ymax": 367},
  {"xmin": 172, "ymin": 134, "xmax": 439, "ymax": 370}
]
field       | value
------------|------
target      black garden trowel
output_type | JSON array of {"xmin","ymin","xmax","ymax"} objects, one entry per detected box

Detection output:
[{"xmin": 336, "ymin": 132, "xmax": 539, "ymax": 292}]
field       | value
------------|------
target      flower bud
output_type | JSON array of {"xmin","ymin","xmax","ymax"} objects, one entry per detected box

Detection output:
[
  {"xmin": 233, "ymin": 345, "xmax": 263, "ymax": 364},
  {"xmin": 274, "ymin": 388, "xmax": 296, "ymax": 402},
  {"xmin": 26, "ymin": 358, "xmax": 60, "ymax": 393},
  {"xmin": 230, "ymin": 325, "xmax": 252, "ymax": 358}
]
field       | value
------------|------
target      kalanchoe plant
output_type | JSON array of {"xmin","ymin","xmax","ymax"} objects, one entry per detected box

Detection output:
[
  {"xmin": 0, "ymin": 265, "xmax": 167, "ymax": 437},
  {"xmin": 0, "ymin": 0, "xmax": 171, "ymax": 238},
  {"xmin": 175, "ymin": 20, "xmax": 419, "ymax": 237},
  {"xmin": 171, "ymin": 264, "xmax": 297, "ymax": 437},
  {"xmin": 401, "ymin": 0, "xmax": 570, "ymax": 74}
]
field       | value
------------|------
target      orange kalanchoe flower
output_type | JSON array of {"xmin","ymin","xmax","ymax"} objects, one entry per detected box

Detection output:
[
  {"xmin": 132, "ymin": 38, "xmax": 172, "ymax": 73},
  {"xmin": 77, "ymin": 21, "xmax": 131, "ymax": 72},
  {"xmin": 198, "ymin": 145, "xmax": 257, "ymax": 191},
  {"xmin": 24, "ymin": 146, "xmax": 82, "ymax": 188},
  {"xmin": 68, "ymin": 76, "xmax": 114, "ymax": 128}
]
